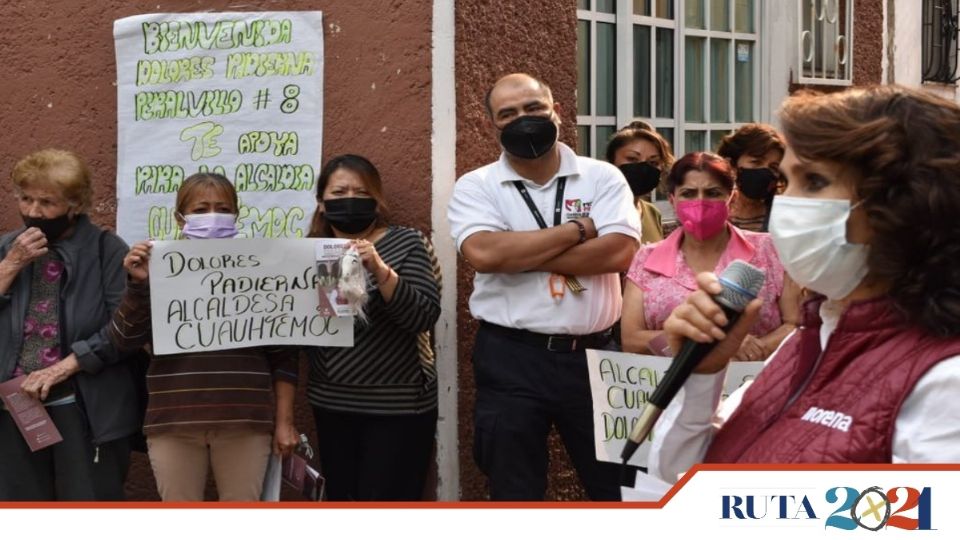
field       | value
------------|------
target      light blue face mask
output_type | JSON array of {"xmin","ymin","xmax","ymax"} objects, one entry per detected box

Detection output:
[
  {"xmin": 179, "ymin": 212, "xmax": 238, "ymax": 239},
  {"xmin": 769, "ymin": 196, "xmax": 870, "ymax": 300}
]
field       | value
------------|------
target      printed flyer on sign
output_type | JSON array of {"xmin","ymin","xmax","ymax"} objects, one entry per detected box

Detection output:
[
  {"xmin": 147, "ymin": 238, "xmax": 352, "ymax": 355},
  {"xmin": 314, "ymin": 238, "xmax": 364, "ymax": 318},
  {"xmin": 113, "ymin": 11, "xmax": 324, "ymax": 244}
]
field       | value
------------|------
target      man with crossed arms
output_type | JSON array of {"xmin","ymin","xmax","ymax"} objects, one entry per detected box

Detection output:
[{"xmin": 448, "ymin": 73, "xmax": 640, "ymax": 500}]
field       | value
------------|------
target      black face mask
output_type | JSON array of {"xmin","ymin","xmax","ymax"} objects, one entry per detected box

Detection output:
[
  {"xmin": 22, "ymin": 214, "xmax": 74, "ymax": 241},
  {"xmin": 619, "ymin": 162, "xmax": 661, "ymax": 197},
  {"xmin": 323, "ymin": 197, "xmax": 378, "ymax": 234},
  {"xmin": 500, "ymin": 115, "xmax": 558, "ymax": 159},
  {"xmin": 737, "ymin": 167, "xmax": 778, "ymax": 200}
]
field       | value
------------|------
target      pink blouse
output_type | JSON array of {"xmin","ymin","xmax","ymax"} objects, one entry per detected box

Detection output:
[{"xmin": 625, "ymin": 225, "xmax": 785, "ymax": 337}]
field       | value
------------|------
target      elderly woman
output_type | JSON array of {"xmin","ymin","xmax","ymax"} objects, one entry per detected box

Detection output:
[
  {"xmin": 620, "ymin": 152, "xmax": 798, "ymax": 362},
  {"xmin": 649, "ymin": 86, "xmax": 960, "ymax": 478},
  {"xmin": 0, "ymin": 149, "xmax": 137, "ymax": 500}
]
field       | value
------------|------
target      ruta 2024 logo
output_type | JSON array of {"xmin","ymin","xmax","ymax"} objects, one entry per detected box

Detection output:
[{"xmin": 722, "ymin": 486, "xmax": 932, "ymax": 531}]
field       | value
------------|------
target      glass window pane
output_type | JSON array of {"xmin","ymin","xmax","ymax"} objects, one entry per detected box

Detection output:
[
  {"xmin": 685, "ymin": 130, "xmax": 707, "ymax": 152},
  {"xmin": 577, "ymin": 125, "xmax": 591, "ymax": 156},
  {"xmin": 685, "ymin": 0, "xmax": 705, "ymax": 29},
  {"xmin": 634, "ymin": 25, "xmax": 652, "ymax": 118},
  {"xmin": 577, "ymin": 20, "xmax": 591, "ymax": 116},
  {"xmin": 596, "ymin": 125, "xmax": 616, "ymax": 159},
  {"xmin": 711, "ymin": 0, "xmax": 730, "ymax": 31},
  {"xmin": 578, "ymin": 0, "xmax": 590, "ymax": 10},
  {"xmin": 656, "ymin": 0, "xmax": 674, "ymax": 19},
  {"xmin": 656, "ymin": 127, "xmax": 675, "ymax": 153},
  {"xmin": 633, "ymin": 0, "xmax": 651, "ymax": 16},
  {"xmin": 710, "ymin": 39, "xmax": 730, "ymax": 123},
  {"xmin": 597, "ymin": 22, "xmax": 617, "ymax": 116},
  {"xmin": 656, "ymin": 28, "xmax": 674, "ymax": 118},
  {"xmin": 735, "ymin": 0, "xmax": 754, "ymax": 33},
  {"xmin": 735, "ymin": 40, "xmax": 754, "ymax": 122},
  {"xmin": 596, "ymin": 0, "xmax": 616, "ymax": 13},
  {"xmin": 685, "ymin": 37, "xmax": 706, "ymax": 123},
  {"xmin": 710, "ymin": 130, "xmax": 729, "ymax": 151}
]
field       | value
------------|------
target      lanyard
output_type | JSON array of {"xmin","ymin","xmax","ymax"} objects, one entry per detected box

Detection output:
[{"xmin": 512, "ymin": 177, "xmax": 567, "ymax": 229}]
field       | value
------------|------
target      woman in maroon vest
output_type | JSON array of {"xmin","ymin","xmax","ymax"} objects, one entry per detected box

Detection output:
[{"xmin": 648, "ymin": 85, "xmax": 960, "ymax": 481}]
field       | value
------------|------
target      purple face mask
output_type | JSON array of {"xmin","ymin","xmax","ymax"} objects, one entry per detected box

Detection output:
[{"xmin": 180, "ymin": 212, "xmax": 238, "ymax": 239}]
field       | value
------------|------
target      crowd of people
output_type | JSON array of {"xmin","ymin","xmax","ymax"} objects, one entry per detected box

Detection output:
[{"xmin": 2, "ymin": 74, "xmax": 959, "ymax": 502}]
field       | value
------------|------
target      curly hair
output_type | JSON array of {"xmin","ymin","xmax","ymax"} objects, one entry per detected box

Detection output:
[
  {"xmin": 779, "ymin": 85, "xmax": 960, "ymax": 337},
  {"xmin": 665, "ymin": 152, "xmax": 736, "ymax": 195},
  {"xmin": 11, "ymin": 149, "xmax": 93, "ymax": 214},
  {"xmin": 715, "ymin": 123, "xmax": 785, "ymax": 166}
]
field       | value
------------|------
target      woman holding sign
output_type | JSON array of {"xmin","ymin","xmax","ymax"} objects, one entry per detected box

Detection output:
[
  {"xmin": 648, "ymin": 86, "xmax": 960, "ymax": 480},
  {"xmin": 306, "ymin": 154, "xmax": 441, "ymax": 501},
  {"xmin": 109, "ymin": 172, "xmax": 299, "ymax": 501},
  {"xmin": 0, "ymin": 149, "xmax": 137, "ymax": 501},
  {"xmin": 619, "ymin": 152, "xmax": 798, "ymax": 362}
]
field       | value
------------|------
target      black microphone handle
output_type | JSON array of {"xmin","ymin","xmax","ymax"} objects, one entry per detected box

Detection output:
[
  {"xmin": 620, "ymin": 302, "xmax": 741, "ymax": 463},
  {"xmin": 647, "ymin": 302, "xmax": 741, "ymax": 410}
]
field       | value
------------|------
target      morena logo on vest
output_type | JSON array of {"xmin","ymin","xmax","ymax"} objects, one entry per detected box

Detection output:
[{"xmin": 721, "ymin": 485, "xmax": 933, "ymax": 531}]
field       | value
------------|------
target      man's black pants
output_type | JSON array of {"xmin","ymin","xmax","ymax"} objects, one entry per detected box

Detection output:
[{"xmin": 472, "ymin": 324, "xmax": 621, "ymax": 501}]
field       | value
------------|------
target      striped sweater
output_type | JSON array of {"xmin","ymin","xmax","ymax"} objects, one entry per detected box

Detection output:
[
  {"xmin": 109, "ymin": 280, "xmax": 298, "ymax": 436},
  {"xmin": 306, "ymin": 226, "xmax": 441, "ymax": 415}
]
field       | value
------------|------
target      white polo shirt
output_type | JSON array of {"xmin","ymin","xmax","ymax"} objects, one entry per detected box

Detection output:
[{"xmin": 448, "ymin": 142, "xmax": 641, "ymax": 335}]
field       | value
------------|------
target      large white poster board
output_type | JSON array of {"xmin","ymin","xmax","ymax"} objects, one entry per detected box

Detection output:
[
  {"xmin": 114, "ymin": 12, "xmax": 324, "ymax": 244},
  {"xmin": 586, "ymin": 349, "xmax": 764, "ymax": 468},
  {"xmin": 148, "ymin": 238, "xmax": 352, "ymax": 355}
]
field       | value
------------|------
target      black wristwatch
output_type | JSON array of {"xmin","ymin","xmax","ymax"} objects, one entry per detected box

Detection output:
[{"xmin": 569, "ymin": 219, "xmax": 587, "ymax": 244}]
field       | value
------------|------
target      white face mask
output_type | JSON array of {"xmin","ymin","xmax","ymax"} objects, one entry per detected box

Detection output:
[{"xmin": 769, "ymin": 196, "xmax": 869, "ymax": 300}]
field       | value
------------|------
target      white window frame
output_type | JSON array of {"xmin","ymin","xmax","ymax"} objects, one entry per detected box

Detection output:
[
  {"xmin": 577, "ymin": 5, "xmax": 618, "ymax": 158},
  {"xmin": 797, "ymin": 0, "xmax": 854, "ymax": 86},
  {"xmin": 576, "ymin": 0, "xmax": 763, "ymax": 160}
]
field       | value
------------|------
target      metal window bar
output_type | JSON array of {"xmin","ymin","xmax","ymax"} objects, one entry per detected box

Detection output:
[
  {"xmin": 797, "ymin": 0, "xmax": 853, "ymax": 86},
  {"xmin": 922, "ymin": 0, "xmax": 960, "ymax": 83}
]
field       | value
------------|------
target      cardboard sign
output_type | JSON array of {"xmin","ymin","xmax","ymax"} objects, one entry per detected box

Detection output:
[
  {"xmin": 586, "ymin": 349, "xmax": 764, "ymax": 468},
  {"xmin": 114, "ymin": 11, "xmax": 325, "ymax": 244},
  {"xmin": 148, "ymin": 238, "xmax": 353, "ymax": 355}
]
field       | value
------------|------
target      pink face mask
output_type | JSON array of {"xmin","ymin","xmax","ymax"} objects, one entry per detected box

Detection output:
[{"xmin": 674, "ymin": 199, "xmax": 729, "ymax": 241}]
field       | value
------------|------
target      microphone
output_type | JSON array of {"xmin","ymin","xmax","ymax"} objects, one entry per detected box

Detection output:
[{"xmin": 620, "ymin": 259, "xmax": 765, "ymax": 463}]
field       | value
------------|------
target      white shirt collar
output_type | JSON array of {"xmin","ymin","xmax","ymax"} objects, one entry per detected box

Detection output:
[{"xmin": 495, "ymin": 142, "xmax": 581, "ymax": 188}]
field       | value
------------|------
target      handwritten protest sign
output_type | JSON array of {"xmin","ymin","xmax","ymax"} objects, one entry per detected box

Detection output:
[
  {"xmin": 148, "ymin": 239, "xmax": 352, "ymax": 355},
  {"xmin": 114, "ymin": 12, "xmax": 324, "ymax": 244},
  {"xmin": 586, "ymin": 349, "xmax": 764, "ymax": 468}
]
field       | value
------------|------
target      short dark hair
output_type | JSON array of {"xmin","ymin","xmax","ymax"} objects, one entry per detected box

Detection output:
[
  {"xmin": 665, "ymin": 152, "xmax": 736, "ymax": 194},
  {"xmin": 780, "ymin": 85, "xmax": 960, "ymax": 337},
  {"xmin": 715, "ymin": 123, "xmax": 785, "ymax": 166}
]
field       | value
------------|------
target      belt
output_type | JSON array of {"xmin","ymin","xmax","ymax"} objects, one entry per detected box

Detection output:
[{"xmin": 481, "ymin": 322, "xmax": 613, "ymax": 353}]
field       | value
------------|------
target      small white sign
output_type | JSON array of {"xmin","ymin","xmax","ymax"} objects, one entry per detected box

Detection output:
[
  {"xmin": 736, "ymin": 42, "xmax": 751, "ymax": 62},
  {"xmin": 148, "ymin": 238, "xmax": 353, "ymax": 355},
  {"xmin": 587, "ymin": 349, "xmax": 765, "ymax": 468}
]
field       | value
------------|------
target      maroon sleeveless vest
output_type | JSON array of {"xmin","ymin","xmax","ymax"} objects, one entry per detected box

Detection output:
[{"xmin": 704, "ymin": 296, "xmax": 960, "ymax": 463}]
